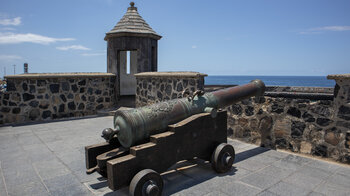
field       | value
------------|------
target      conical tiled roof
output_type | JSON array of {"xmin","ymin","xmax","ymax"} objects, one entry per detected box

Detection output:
[{"xmin": 105, "ymin": 2, "xmax": 161, "ymax": 40}]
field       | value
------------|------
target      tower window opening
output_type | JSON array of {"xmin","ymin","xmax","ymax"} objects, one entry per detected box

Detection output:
[{"xmin": 126, "ymin": 51, "xmax": 131, "ymax": 74}]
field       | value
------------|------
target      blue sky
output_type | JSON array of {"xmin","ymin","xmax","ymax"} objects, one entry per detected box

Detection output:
[{"xmin": 0, "ymin": 0, "xmax": 349, "ymax": 77}]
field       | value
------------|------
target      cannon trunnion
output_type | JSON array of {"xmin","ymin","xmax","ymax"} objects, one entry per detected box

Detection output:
[{"xmin": 85, "ymin": 80, "xmax": 265, "ymax": 195}]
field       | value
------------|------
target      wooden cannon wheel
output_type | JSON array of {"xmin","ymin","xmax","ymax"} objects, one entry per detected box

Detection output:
[
  {"xmin": 129, "ymin": 169, "xmax": 163, "ymax": 196},
  {"xmin": 211, "ymin": 143, "xmax": 235, "ymax": 173}
]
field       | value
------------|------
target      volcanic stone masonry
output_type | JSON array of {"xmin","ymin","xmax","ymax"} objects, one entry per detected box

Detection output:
[
  {"xmin": 134, "ymin": 72, "xmax": 207, "ymax": 107},
  {"xmin": 0, "ymin": 73, "xmax": 116, "ymax": 124},
  {"xmin": 136, "ymin": 73, "xmax": 350, "ymax": 164}
]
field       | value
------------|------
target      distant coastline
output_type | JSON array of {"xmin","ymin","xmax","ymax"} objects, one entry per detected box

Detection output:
[{"xmin": 205, "ymin": 75, "xmax": 335, "ymax": 87}]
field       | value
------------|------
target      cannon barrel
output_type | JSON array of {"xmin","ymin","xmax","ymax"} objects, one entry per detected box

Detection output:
[{"xmin": 105, "ymin": 79, "xmax": 265, "ymax": 148}]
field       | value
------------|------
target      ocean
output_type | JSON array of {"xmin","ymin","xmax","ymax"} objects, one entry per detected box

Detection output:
[{"xmin": 205, "ymin": 76, "xmax": 335, "ymax": 87}]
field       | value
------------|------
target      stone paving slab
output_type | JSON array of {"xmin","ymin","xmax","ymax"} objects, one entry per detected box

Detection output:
[{"xmin": 0, "ymin": 116, "xmax": 350, "ymax": 196}]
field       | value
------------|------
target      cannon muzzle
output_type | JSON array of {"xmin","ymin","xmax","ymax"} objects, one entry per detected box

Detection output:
[{"xmin": 106, "ymin": 79, "xmax": 265, "ymax": 148}]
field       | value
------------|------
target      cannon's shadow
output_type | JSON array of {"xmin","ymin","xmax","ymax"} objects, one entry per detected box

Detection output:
[{"xmin": 86, "ymin": 146, "xmax": 269, "ymax": 196}]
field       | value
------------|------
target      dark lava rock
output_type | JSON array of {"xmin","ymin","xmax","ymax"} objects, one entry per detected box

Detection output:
[
  {"xmin": 189, "ymin": 79, "xmax": 195, "ymax": 86},
  {"xmin": 61, "ymin": 82, "xmax": 70, "ymax": 91},
  {"xmin": 1, "ymin": 107, "xmax": 10, "ymax": 113},
  {"xmin": 96, "ymin": 104, "xmax": 104, "ymax": 110},
  {"xmin": 29, "ymin": 85, "xmax": 36, "ymax": 93},
  {"xmin": 23, "ymin": 93, "xmax": 35, "ymax": 102},
  {"xmin": 338, "ymin": 105, "xmax": 350, "ymax": 120},
  {"xmin": 9, "ymin": 101, "xmax": 17, "ymax": 106},
  {"xmin": 334, "ymin": 83, "xmax": 340, "ymax": 98},
  {"xmin": 68, "ymin": 102, "xmax": 76, "ymax": 110},
  {"xmin": 59, "ymin": 104, "xmax": 65, "ymax": 112},
  {"xmin": 81, "ymin": 95, "xmax": 87, "ymax": 101},
  {"xmin": 276, "ymin": 138, "xmax": 288, "ymax": 148},
  {"xmin": 37, "ymin": 95, "xmax": 43, "ymax": 99},
  {"xmin": 287, "ymin": 107, "xmax": 301, "ymax": 118},
  {"xmin": 80, "ymin": 87, "xmax": 85, "ymax": 93},
  {"xmin": 50, "ymin": 84, "xmax": 60, "ymax": 93},
  {"xmin": 6, "ymin": 81, "xmax": 16, "ymax": 91},
  {"xmin": 78, "ymin": 79, "xmax": 86, "ymax": 86},
  {"xmin": 291, "ymin": 121, "xmax": 306, "ymax": 138},
  {"xmin": 3, "ymin": 94, "xmax": 9, "ymax": 100},
  {"xmin": 96, "ymin": 97, "xmax": 103, "ymax": 103},
  {"xmin": 87, "ymin": 88, "xmax": 93, "ymax": 95},
  {"xmin": 165, "ymin": 85, "xmax": 172, "ymax": 96},
  {"xmin": 42, "ymin": 110, "xmax": 52, "ymax": 119},
  {"xmin": 245, "ymin": 106, "xmax": 254, "ymax": 116},
  {"xmin": 157, "ymin": 91, "xmax": 163, "ymax": 99},
  {"xmin": 312, "ymin": 145, "xmax": 327, "ymax": 157},
  {"xmin": 2, "ymin": 100, "xmax": 7, "ymax": 106},
  {"xmin": 67, "ymin": 93, "xmax": 73, "ymax": 99},
  {"xmin": 257, "ymin": 109, "xmax": 264, "ymax": 115},
  {"xmin": 171, "ymin": 93, "xmax": 178, "ymax": 99},
  {"xmin": 320, "ymin": 100, "xmax": 331, "ymax": 105},
  {"xmin": 241, "ymin": 99, "xmax": 251, "ymax": 105},
  {"xmin": 12, "ymin": 108, "xmax": 20, "ymax": 114},
  {"xmin": 173, "ymin": 80, "xmax": 177, "ymax": 89},
  {"xmin": 311, "ymin": 105, "xmax": 331, "ymax": 117},
  {"xmin": 177, "ymin": 83, "xmax": 183, "ymax": 92},
  {"xmin": 254, "ymin": 97, "xmax": 265, "ymax": 104},
  {"xmin": 88, "ymin": 96, "xmax": 95, "ymax": 102},
  {"xmin": 29, "ymin": 109, "xmax": 40, "ymax": 120},
  {"xmin": 71, "ymin": 84, "xmax": 78, "ymax": 93},
  {"xmin": 60, "ymin": 94, "xmax": 67, "ymax": 102},
  {"xmin": 95, "ymin": 90, "xmax": 102, "ymax": 95},
  {"xmin": 302, "ymin": 112, "xmax": 315, "ymax": 122},
  {"xmin": 231, "ymin": 104, "xmax": 243, "ymax": 115},
  {"xmin": 316, "ymin": 118, "xmax": 333, "ymax": 127},
  {"xmin": 29, "ymin": 100, "xmax": 39, "ymax": 107},
  {"xmin": 105, "ymin": 97, "xmax": 110, "ymax": 102},
  {"xmin": 271, "ymin": 103, "xmax": 284, "ymax": 114},
  {"xmin": 37, "ymin": 80, "xmax": 47, "ymax": 86},
  {"xmin": 22, "ymin": 83, "xmax": 28, "ymax": 91},
  {"xmin": 183, "ymin": 79, "xmax": 188, "ymax": 88},
  {"xmin": 78, "ymin": 103, "xmax": 85, "ymax": 110}
]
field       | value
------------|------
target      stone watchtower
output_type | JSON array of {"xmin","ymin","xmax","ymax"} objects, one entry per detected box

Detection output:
[{"xmin": 105, "ymin": 2, "xmax": 162, "ymax": 96}]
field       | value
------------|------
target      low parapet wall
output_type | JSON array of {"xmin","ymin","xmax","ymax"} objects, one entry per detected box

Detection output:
[
  {"xmin": 0, "ymin": 73, "xmax": 117, "ymax": 124},
  {"xmin": 218, "ymin": 77, "xmax": 349, "ymax": 163},
  {"xmin": 135, "ymin": 72, "xmax": 207, "ymax": 107},
  {"xmin": 135, "ymin": 72, "xmax": 350, "ymax": 164}
]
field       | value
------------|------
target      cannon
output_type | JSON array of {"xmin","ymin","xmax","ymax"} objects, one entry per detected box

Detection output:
[{"xmin": 85, "ymin": 80, "xmax": 265, "ymax": 196}]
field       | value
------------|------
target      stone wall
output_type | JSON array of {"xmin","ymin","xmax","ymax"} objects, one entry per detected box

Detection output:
[
  {"xmin": 134, "ymin": 72, "xmax": 207, "ymax": 107},
  {"xmin": 134, "ymin": 72, "xmax": 350, "ymax": 164},
  {"xmin": 222, "ymin": 75, "xmax": 349, "ymax": 164},
  {"xmin": 0, "ymin": 73, "xmax": 116, "ymax": 124}
]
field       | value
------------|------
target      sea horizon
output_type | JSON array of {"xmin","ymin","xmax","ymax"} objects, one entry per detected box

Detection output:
[{"xmin": 205, "ymin": 75, "xmax": 335, "ymax": 87}]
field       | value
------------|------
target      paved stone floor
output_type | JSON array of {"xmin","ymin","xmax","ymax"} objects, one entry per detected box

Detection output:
[{"xmin": 0, "ymin": 116, "xmax": 350, "ymax": 196}]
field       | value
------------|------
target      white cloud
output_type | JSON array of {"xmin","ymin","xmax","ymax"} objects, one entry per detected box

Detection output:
[
  {"xmin": 300, "ymin": 26, "xmax": 350, "ymax": 34},
  {"xmin": 192, "ymin": 45, "xmax": 197, "ymax": 49},
  {"xmin": 1, "ymin": 27, "xmax": 16, "ymax": 31},
  {"xmin": 0, "ymin": 17, "xmax": 21, "ymax": 26},
  {"xmin": 311, "ymin": 26, "xmax": 350, "ymax": 31},
  {"xmin": 56, "ymin": 45, "xmax": 90, "ymax": 51},
  {"xmin": 0, "ymin": 55, "xmax": 22, "ymax": 61},
  {"xmin": 0, "ymin": 32, "xmax": 74, "ymax": 44},
  {"xmin": 81, "ymin": 53, "xmax": 104, "ymax": 56}
]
